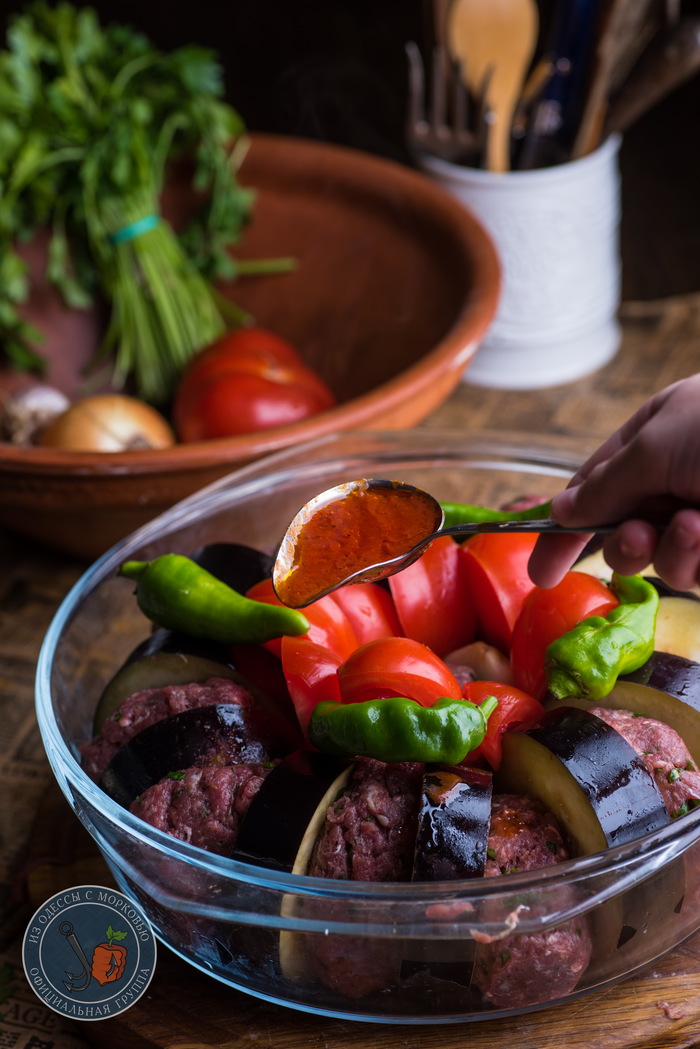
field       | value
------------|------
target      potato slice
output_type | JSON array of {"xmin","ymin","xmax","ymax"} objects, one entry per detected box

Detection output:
[{"xmin": 654, "ymin": 596, "xmax": 700, "ymax": 662}]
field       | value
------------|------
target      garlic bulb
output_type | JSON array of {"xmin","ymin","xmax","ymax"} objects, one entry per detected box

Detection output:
[{"xmin": 0, "ymin": 384, "xmax": 71, "ymax": 445}]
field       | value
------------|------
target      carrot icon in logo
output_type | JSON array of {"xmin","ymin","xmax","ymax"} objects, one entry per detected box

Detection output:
[{"xmin": 90, "ymin": 926, "xmax": 128, "ymax": 985}]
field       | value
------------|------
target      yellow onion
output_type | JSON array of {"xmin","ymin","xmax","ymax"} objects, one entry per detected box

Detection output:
[{"xmin": 39, "ymin": 394, "xmax": 176, "ymax": 451}]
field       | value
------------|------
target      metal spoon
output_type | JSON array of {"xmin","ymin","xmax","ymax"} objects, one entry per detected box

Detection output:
[{"xmin": 272, "ymin": 478, "xmax": 615, "ymax": 608}]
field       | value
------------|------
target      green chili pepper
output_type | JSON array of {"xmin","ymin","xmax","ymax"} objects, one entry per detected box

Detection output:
[
  {"xmin": 119, "ymin": 555, "xmax": 310, "ymax": 645},
  {"xmin": 308, "ymin": 694, "xmax": 498, "ymax": 764},
  {"xmin": 546, "ymin": 573, "xmax": 659, "ymax": 702},
  {"xmin": 441, "ymin": 499, "xmax": 552, "ymax": 530}
]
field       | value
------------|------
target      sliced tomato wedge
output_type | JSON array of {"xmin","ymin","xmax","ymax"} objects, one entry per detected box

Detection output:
[
  {"xmin": 280, "ymin": 635, "xmax": 343, "ymax": 737},
  {"xmin": 459, "ymin": 533, "xmax": 539, "ymax": 652},
  {"xmin": 388, "ymin": 536, "xmax": 477, "ymax": 657},
  {"xmin": 246, "ymin": 578, "xmax": 359, "ymax": 661},
  {"xmin": 328, "ymin": 582, "xmax": 403, "ymax": 645},
  {"xmin": 337, "ymin": 636, "xmax": 462, "ymax": 707},
  {"xmin": 510, "ymin": 570, "xmax": 619, "ymax": 700},
  {"xmin": 461, "ymin": 679, "xmax": 545, "ymax": 770}
]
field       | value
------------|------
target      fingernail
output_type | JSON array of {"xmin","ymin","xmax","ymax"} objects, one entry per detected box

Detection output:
[
  {"xmin": 674, "ymin": 524, "xmax": 700, "ymax": 552},
  {"xmin": 619, "ymin": 537, "xmax": 643, "ymax": 560},
  {"xmin": 551, "ymin": 485, "xmax": 579, "ymax": 522}
]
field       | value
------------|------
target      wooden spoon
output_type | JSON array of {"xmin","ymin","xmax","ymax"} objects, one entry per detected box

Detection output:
[
  {"xmin": 447, "ymin": 0, "xmax": 539, "ymax": 172},
  {"xmin": 571, "ymin": 0, "xmax": 661, "ymax": 159},
  {"xmin": 604, "ymin": 17, "xmax": 700, "ymax": 137}
]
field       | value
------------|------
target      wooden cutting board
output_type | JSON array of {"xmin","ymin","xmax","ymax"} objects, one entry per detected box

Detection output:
[{"xmin": 24, "ymin": 781, "xmax": 700, "ymax": 1049}]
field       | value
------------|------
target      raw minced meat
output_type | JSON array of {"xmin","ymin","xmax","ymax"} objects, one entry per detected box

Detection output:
[
  {"xmin": 130, "ymin": 762, "xmax": 271, "ymax": 855},
  {"xmin": 309, "ymin": 757, "xmax": 424, "ymax": 882},
  {"xmin": 81, "ymin": 677, "xmax": 255, "ymax": 781},
  {"xmin": 590, "ymin": 706, "xmax": 700, "ymax": 818},
  {"xmin": 473, "ymin": 794, "xmax": 592, "ymax": 1009},
  {"xmin": 303, "ymin": 758, "xmax": 424, "ymax": 998}
]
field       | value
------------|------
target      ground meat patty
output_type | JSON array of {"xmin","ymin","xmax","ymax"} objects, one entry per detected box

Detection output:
[
  {"xmin": 309, "ymin": 758, "xmax": 424, "ymax": 882},
  {"xmin": 484, "ymin": 793, "xmax": 569, "ymax": 875},
  {"xmin": 81, "ymin": 677, "xmax": 255, "ymax": 781},
  {"xmin": 130, "ymin": 763, "xmax": 271, "ymax": 855},
  {"xmin": 473, "ymin": 794, "xmax": 592, "ymax": 1009},
  {"xmin": 590, "ymin": 706, "xmax": 700, "ymax": 818},
  {"xmin": 303, "ymin": 758, "xmax": 424, "ymax": 998}
]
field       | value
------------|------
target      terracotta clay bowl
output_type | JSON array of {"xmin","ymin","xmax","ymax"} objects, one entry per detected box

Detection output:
[{"xmin": 0, "ymin": 133, "xmax": 500, "ymax": 559}]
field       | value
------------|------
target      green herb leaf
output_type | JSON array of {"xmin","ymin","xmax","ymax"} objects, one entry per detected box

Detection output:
[{"xmin": 0, "ymin": 2, "xmax": 281, "ymax": 399}]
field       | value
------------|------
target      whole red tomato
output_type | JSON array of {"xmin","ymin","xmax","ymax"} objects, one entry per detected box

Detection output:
[{"xmin": 173, "ymin": 327, "xmax": 336, "ymax": 441}]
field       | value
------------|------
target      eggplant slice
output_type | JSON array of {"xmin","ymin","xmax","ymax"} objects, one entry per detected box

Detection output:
[
  {"xmin": 230, "ymin": 749, "xmax": 351, "ymax": 873},
  {"xmin": 497, "ymin": 707, "xmax": 670, "ymax": 856},
  {"xmin": 412, "ymin": 766, "xmax": 493, "ymax": 882},
  {"xmin": 549, "ymin": 676, "xmax": 700, "ymax": 768},
  {"xmin": 623, "ymin": 650, "xmax": 700, "ymax": 713},
  {"xmin": 276, "ymin": 758, "xmax": 356, "ymax": 988},
  {"xmin": 189, "ymin": 541, "xmax": 274, "ymax": 593},
  {"xmin": 653, "ymin": 595, "xmax": 700, "ymax": 662},
  {"xmin": 100, "ymin": 703, "xmax": 301, "ymax": 808},
  {"xmin": 402, "ymin": 765, "xmax": 493, "ymax": 992},
  {"xmin": 93, "ymin": 651, "xmax": 254, "ymax": 733}
]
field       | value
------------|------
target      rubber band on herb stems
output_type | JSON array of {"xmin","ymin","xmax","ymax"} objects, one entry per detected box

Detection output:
[{"xmin": 109, "ymin": 214, "xmax": 160, "ymax": 245}]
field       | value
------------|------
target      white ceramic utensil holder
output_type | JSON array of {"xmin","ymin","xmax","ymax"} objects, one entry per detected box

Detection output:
[{"xmin": 420, "ymin": 135, "xmax": 622, "ymax": 389}]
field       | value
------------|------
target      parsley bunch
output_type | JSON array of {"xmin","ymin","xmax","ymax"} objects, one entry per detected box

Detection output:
[{"xmin": 0, "ymin": 3, "xmax": 287, "ymax": 402}]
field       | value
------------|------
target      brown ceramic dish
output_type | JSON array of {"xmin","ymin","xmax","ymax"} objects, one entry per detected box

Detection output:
[{"xmin": 0, "ymin": 133, "xmax": 500, "ymax": 559}]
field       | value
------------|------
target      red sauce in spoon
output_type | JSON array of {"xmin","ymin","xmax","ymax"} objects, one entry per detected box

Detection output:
[{"xmin": 274, "ymin": 482, "xmax": 439, "ymax": 607}]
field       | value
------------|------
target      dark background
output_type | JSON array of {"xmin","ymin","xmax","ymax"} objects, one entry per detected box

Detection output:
[{"xmin": 3, "ymin": 0, "xmax": 700, "ymax": 301}]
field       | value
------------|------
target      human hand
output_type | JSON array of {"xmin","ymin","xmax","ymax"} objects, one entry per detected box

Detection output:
[{"xmin": 528, "ymin": 374, "xmax": 700, "ymax": 591}]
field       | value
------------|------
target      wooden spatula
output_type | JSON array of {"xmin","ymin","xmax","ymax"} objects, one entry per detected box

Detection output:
[
  {"xmin": 447, "ymin": 0, "xmax": 539, "ymax": 172},
  {"xmin": 571, "ymin": 0, "xmax": 661, "ymax": 158}
]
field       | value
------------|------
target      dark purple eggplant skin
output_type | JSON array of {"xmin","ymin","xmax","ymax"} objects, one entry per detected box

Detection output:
[
  {"xmin": 622, "ymin": 650, "xmax": 700, "ymax": 707},
  {"xmin": 644, "ymin": 576, "xmax": 700, "ymax": 602},
  {"xmin": 412, "ymin": 766, "xmax": 493, "ymax": 882},
  {"xmin": 190, "ymin": 541, "xmax": 273, "ymax": 594},
  {"xmin": 520, "ymin": 707, "xmax": 670, "ymax": 848},
  {"xmin": 122, "ymin": 627, "xmax": 233, "ymax": 668},
  {"xmin": 100, "ymin": 703, "xmax": 302, "ymax": 809},
  {"xmin": 230, "ymin": 750, "xmax": 349, "ymax": 873},
  {"xmin": 402, "ymin": 765, "xmax": 492, "ymax": 992}
]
